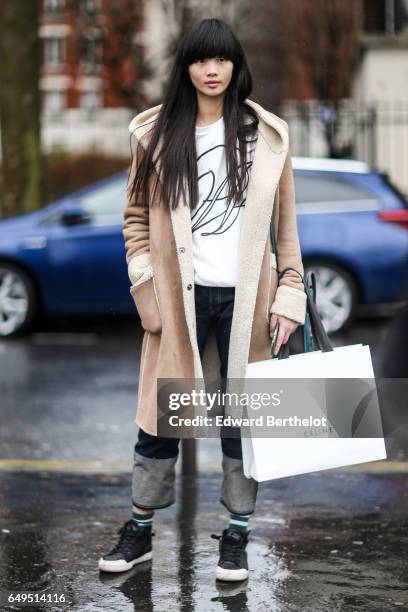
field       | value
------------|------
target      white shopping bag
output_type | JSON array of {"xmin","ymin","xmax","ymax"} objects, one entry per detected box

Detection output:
[{"xmin": 242, "ymin": 344, "xmax": 387, "ymax": 482}]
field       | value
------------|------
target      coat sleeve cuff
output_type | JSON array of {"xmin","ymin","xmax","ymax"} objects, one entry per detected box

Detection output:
[
  {"xmin": 270, "ymin": 285, "xmax": 307, "ymax": 324},
  {"xmin": 128, "ymin": 253, "xmax": 153, "ymax": 285}
]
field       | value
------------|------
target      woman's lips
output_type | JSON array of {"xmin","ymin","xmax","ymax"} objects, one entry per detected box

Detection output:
[{"xmin": 205, "ymin": 82, "xmax": 220, "ymax": 88}]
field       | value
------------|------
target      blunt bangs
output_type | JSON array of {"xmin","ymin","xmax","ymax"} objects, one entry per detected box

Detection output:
[{"xmin": 181, "ymin": 19, "xmax": 242, "ymax": 67}]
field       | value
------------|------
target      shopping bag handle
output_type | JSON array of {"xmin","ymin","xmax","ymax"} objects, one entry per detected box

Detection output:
[{"xmin": 276, "ymin": 266, "xmax": 333, "ymax": 355}]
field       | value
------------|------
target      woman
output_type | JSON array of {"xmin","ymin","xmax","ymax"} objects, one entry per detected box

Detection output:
[{"xmin": 99, "ymin": 18, "xmax": 306, "ymax": 581}]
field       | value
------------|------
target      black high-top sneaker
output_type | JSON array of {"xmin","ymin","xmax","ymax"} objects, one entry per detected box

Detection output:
[
  {"xmin": 211, "ymin": 528, "xmax": 250, "ymax": 581},
  {"xmin": 98, "ymin": 519, "xmax": 155, "ymax": 573}
]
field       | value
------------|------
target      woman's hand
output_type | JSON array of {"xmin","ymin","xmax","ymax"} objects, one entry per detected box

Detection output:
[{"xmin": 269, "ymin": 313, "xmax": 300, "ymax": 356}]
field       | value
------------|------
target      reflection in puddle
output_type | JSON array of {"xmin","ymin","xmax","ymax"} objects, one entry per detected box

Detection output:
[{"xmin": 0, "ymin": 469, "xmax": 407, "ymax": 611}]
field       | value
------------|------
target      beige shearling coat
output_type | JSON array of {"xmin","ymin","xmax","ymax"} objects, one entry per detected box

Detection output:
[{"xmin": 123, "ymin": 98, "xmax": 307, "ymax": 436}]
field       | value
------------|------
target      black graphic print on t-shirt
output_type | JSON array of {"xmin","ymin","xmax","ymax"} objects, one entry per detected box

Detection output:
[{"xmin": 191, "ymin": 143, "xmax": 256, "ymax": 237}]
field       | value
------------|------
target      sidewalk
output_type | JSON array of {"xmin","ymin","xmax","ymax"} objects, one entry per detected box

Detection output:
[{"xmin": 0, "ymin": 435, "xmax": 407, "ymax": 474}]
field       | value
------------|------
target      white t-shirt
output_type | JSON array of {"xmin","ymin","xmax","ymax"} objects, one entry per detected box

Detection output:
[{"xmin": 191, "ymin": 115, "xmax": 257, "ymax": 287}]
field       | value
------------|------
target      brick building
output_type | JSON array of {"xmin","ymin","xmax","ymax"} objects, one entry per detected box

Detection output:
[
  {"xmin": 39, "ymin": 0, "xmax": 145, "ymax": 112},
  {"xmin": 39, "ymin": 0, "xmax": 144, "ymax": 154}
]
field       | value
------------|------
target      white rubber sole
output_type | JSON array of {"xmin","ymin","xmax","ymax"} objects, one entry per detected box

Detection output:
[
  {"xmin": 215, "ymin": 566, "xmax": 249, "ymax": 582},
  {"xmin": 98, "ymin": 550, "xmax": 152, "ymax": 573}
]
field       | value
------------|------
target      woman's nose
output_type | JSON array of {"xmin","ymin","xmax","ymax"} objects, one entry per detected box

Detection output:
[{"xmin": 206, "ymin": 63, "xmax": 219, "ymax": 75}]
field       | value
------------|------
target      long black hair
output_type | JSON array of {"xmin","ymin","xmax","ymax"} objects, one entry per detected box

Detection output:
[{"xmin": 127, "ymin": 17, "xmax": 259, "ymax": 211}]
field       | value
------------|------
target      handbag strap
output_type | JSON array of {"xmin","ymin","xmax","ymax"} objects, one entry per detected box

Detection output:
[
  {"xmin": 278, "ymin": 266, "xmax": 333, "ymax": 353},
  {"xmin": 270, "ymin": 199, "xmax": 333, "ymax": 353},
  {"xmin": 270, "ymin": 197, "xmax": 279, "ymax": 271}
]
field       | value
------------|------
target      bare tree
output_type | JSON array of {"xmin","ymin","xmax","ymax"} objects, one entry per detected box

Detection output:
[
  {"xmin": 283, "ymin": 0, "xmax": 362, "ymax": 156},
  {"xmin": 284, "ymin": 0, "xmax": 361, "ymax": 100},
  {"xmin": 101, "ymin": 0, "xmax": 148, "ymax": 108},
  {"xmin": 238, "ymin": 0, "xmax": 363, "ymax": 156},
  {"xmin": 0, "ymin": 0, "xmax": 44, "ymax": 216}
]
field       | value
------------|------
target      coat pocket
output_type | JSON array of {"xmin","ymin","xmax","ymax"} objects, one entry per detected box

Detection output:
[{"xmin": 130, "ymin": 276, "xmax": 162, "ymax": 335}]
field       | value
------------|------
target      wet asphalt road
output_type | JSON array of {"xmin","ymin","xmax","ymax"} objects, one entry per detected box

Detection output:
[
  {"xmin": 0, "ymin": 470, "xmax": 407, "ymax": 611},
  {"xmin": 0, "ymin": 312, "xmax": 407, "ymax": 610}
]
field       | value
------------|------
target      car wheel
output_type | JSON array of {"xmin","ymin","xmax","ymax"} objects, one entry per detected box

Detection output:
[
  {"xmin": 0, "ymin": 263, "xmax": 38, "ymax": 338},
  {"xmin": 304, "ymin": 261, "xmax": 358, "ymax": 333}
]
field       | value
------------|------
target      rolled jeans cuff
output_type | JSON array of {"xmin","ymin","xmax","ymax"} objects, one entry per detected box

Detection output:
[
  {"xmin": 132, "ymin": 450, "xmax": 178, "ymax": 509},
  {"xmin": 220, "ymin": 454, "xmax": 258, "ymax": 515}
]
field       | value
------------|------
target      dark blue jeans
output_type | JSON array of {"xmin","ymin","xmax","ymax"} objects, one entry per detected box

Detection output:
[{"xmin": 135, "ymin": 283, "xmax": 243, "ymax": 460}]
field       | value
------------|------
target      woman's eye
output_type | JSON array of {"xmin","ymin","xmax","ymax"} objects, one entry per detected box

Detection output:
[{"xmin": 218, "ymin": 57, "xmax": 225, "ymax": 62}]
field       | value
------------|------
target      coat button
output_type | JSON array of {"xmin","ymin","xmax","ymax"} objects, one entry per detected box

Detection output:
[
  {"xmin": 179, "ymin": 246, "xmax": 186, "ymax": 253},
  {"xmin": 187, "ymin": 283, "xmax": 192, "ymax": 290}
]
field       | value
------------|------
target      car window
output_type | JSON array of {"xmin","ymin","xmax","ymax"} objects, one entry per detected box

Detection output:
[
  {"xmin": 79, "ymin": 177, "xmax": 127, "ymax": 220},
  {"xmin": 294, "ymin": 173, "xmax": 380, "ymax": 213}
]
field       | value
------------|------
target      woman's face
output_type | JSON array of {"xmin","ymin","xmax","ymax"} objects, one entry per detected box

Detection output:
[{"xmin": 188, "ymin": 56, "xmax": 233, "ymax": 98}]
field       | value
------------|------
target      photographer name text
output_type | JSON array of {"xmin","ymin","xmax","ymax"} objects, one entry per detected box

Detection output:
[{"xmin": 167, "ymin": 415, "xmax": 328, "ymax": 428}]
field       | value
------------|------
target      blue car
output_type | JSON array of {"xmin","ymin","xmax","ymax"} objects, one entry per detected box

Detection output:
[{"xmin": 0, "ymin": 158, "xmax": 407, "ymax": 337}]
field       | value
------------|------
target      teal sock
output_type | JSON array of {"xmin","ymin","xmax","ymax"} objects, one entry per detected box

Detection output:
[
  {"xmin": 228, "ymin": 512, "xmax": 251, "ymax": 533},
  {"xmin": 132, "ymin": 509, "xmax": 154, "ymax": 528}
]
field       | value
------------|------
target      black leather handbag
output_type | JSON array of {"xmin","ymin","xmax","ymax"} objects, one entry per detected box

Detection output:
[{"xmin": 270, "ymin": 212, "xmax": 333, "ymax": 359}]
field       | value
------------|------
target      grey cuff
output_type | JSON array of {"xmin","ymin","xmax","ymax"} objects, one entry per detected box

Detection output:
[
  {"xmin": 220, "ymin": 454, "xmax": 258, "ymax": 515},
  {"xmin": 132, "ymin": 450, "xmax": 178, "ymax": 509}
]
